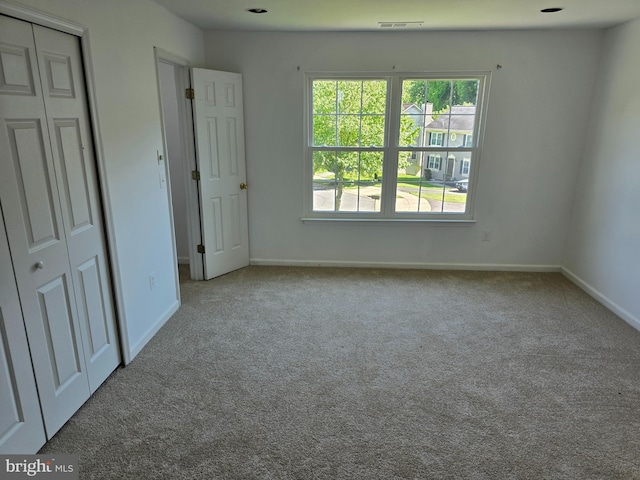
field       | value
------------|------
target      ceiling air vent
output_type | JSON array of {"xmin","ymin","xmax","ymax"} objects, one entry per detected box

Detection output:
[{"xmin": 378, "ymin": 21, "xmax": 424, "ymax": 28}]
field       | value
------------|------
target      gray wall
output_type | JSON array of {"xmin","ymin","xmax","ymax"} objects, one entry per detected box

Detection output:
[
  {"xmin": 204, "ymin": 30, "xmax": 601, "ymax": 268},
  {"xmin": 564, "ymin": 17, "xmax": 640, "ymax": 328}
]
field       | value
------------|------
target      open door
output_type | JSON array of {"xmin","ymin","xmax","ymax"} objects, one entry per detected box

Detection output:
[{"xmin": 191, "ymin": 68, "xmax": 249, "ymax": 279}]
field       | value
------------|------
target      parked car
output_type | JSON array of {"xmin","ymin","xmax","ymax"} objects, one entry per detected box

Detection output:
[{"xmin": 455, "ymin": 179, "xmax": 469, "ymax": 192}]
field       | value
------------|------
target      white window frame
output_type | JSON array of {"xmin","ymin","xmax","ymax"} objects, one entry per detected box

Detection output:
[
  {"xmin": 461, "ymin": 158, "xmax": 471, "ymax": 175},
  {"xmin": 427, "ymin": 155, "xmax": 442, "ymax": 170},
  {"xmin": 303, "ymin": 72, "xmax": 491, "ymax": 222},
  {"xmin": 429, "ymin": 132, "xmax": 444, "ymax": 146}
]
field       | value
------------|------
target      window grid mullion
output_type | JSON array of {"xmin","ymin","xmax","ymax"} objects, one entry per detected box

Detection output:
[
  {"xmin": 358, "ymin": 82, "xmax": 364, "ymax": 147},
  {"xmin": 333, "ymin": 81, "xmax": 339, "ymax": 147}
]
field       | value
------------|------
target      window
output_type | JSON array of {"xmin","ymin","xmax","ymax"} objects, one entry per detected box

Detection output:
[
  {"xmin": 307, "ymin": 74, "xmax": 488, "ymax": 219},
  {"xmin": 427, "ymin": 155, "xmax": 441, "ymax": 170},
  {"xmin": 429, "ymin": 132, "xmax": 444, "ymax": 146},
  {"xmin": 461, "ymin": 159, "xmax": 470, "ymax": 175}
]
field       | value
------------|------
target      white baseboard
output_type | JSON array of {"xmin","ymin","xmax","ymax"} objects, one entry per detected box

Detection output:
[
  {"xmin": 177, "ymin": 256, "xmax": 190, "ymax": 265},
  {"xmin": 561, "ymin": 267, "xmax": 640, "ymax": 332},
  {"xmin": 126, "ymin": 299, "xmax": 180, "ymax": 363},
  {"xmin": 250, "ymin": 258, "xmax": 562, "ymax": 272}
]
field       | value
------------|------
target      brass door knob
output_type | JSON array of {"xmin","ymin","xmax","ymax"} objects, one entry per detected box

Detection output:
[{"xmin": 240, "ymin": 183, "xmax": 248, "ymax": 190}]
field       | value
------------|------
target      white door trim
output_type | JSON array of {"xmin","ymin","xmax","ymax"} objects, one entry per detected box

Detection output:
[
  {"xmin": 154, "ymin": 47, "xmax": 205, "ymax": 281},
  {"xmin": 0, "ymin": 1, "xmax": 129, "ymax": 363}
]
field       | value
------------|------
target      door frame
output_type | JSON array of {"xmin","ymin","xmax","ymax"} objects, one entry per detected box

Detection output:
[
  {"xmin": 154, "ymin": 48, "xmax": 205, "ymax": 281},
  {"xmin": 0, "ymin": 1, "xmax": 129, "ymax": 361}
]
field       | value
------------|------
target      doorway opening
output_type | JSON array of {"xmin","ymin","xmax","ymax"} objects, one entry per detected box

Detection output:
[
  {"xmin": 155, "ymin": 50, "xmax": 204, "ymax": 280},
  {"xmin": 156, "ymin": 53, "xmax": 250, "ymax": 281}
]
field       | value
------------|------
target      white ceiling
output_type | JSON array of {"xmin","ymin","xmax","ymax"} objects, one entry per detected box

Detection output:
[{"xmin": 154, "ymin": 0, "xmax": 640, "ymax": 32}]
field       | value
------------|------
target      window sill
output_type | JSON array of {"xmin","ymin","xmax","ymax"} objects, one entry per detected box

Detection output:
[{"xmin": 301, "ymin": 217, "xmax": 477, "ymax": 226}]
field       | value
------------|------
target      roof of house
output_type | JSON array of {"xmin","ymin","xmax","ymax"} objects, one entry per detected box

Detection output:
[
  {"xmin": 402, "ymin": 103, "xmax": 422, "ymax": 113},
  {"xmin": 425, "ymin": 106, "xmax": 476, "ymax": 133}
]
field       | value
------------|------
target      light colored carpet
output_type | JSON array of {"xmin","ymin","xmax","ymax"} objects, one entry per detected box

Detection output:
[{"xmin": 41, "ymin": 267, "xmax": 640, "ymax": 479}]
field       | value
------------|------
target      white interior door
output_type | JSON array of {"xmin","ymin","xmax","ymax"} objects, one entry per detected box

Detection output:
[
  {"xmin": 191, "ymin": 68, "xmax": 249, "ymax": 279},
  {"xmin": 0, "ymin": 205, "xmax": 46, "ymax": 453}
]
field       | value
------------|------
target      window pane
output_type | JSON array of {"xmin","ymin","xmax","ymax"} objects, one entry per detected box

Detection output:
[
  {"xmin": 313, "ymin": 151, "xmax": 338, "ymax": 211},
  {"xmin": 399, "ymin": 79, "xmax": 479, "ymax": 148},
  {"xmin": 452, "ymin": 79, "xmax": 478, "ymax": 107},
  {"xmin": 402, "ymin": 80, "xmax": 427, "ymax": 106},
  {"xmin": 361, "ymin": 81, "xmax": 387, "ymax": 114},
  {"xmin": 337, "ymin": 81, "xmax": 362, "ymax": 114},
  {"xmin": 313, "ymin": 80, "xmax": 337, "ymax": 114},
  {"xmin": 312, "ymin": 150, "xmax": 383, "ymax": 212},
  {"xmin": 313, "ymin": 115, "xmax": 336, "ymax": 146},
  {"xmin": 399, "ymin": 111, "xmax": 421, "ymax": 147},
  {"xmin": 360, "ymin": 114, "xmax": 385, "ymax": 147},
  {"xmin": 395, "ymin": 151, "xmax": 471, "ymax": 213},
  {"xmin": 337, "ymin": 115, "xmax": 361, "ymax": 146}
]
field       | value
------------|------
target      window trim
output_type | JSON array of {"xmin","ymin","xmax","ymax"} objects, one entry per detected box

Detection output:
[
  {"xmin": 427, "ymin": 154, "xmax": 442, "ymax": 171},
  {"xmin": 429, "ymin": 132, "xmax": 445, "ymax": 146},
  {"xmin": 303, "ymin": 71, "xmax": 491, "ymax": 222},
  {"xmin": 461, "ymin": 158, "xmax": 471, "ymax": 176}
]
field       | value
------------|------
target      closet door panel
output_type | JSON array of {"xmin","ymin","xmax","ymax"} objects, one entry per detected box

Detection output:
[
  {"xmin": 34, "ymin": 24, "xmax": 120, "ymax": 393},
  {"xmin": 0, "ymin": 15, "xmax": 90, "ymax": 439},
  {"xmin": 6, "ymin": 120, "xmax": 60, "ymax": 248},
  {"xmin": 0, "ymin": 18, "xmax": 36, "ymax": 96},
  {"xmin": 36, "ymin": 275, "xmax": 83, "ymax": 389},
  {"xmin": 54, "ymin": 119, "xmax": 93, "ymax": 232}
]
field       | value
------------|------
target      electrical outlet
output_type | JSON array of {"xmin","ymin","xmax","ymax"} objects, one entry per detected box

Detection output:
[
  {"xmin": 481, "ymin": 230, "xmax": 492, "ymax": 242},
  {"xmin": 149, "ymin": 273, "xmax": 156, "ymax": 290}
]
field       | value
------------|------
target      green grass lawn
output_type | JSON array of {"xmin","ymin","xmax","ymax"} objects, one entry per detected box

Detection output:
[
  {"xmin": 396, "ymin": 175, "xmax": 466, "ymax": 204},
  {"xmin": 413, "ymin": 189, "xmax": 466, "ymax": 204},
  {"xmin": 396, "ymin": 174, "xmax": 436, "ymax": 188}
]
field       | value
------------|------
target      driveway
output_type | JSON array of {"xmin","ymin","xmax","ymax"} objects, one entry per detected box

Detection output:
[{"xmin": 314, "ymin": 186, "xmax": 442, "ymax": 213}]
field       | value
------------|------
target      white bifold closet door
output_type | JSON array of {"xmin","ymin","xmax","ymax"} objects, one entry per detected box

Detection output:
[
  {"xmin": 0, "ymin": 14, "xmax": 120, "ymax": 448},
  {"xmin": 0, "ymin": 206, "xmax": 46, "ymax": 453}
]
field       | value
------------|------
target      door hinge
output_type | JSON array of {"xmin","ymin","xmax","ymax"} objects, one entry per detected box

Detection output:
[
  {"xmin": 191, "ymin": 170, "xmax": 201, "ymax": 181},
  {"xmin": 185, "ymin": 88, "xmax": 195, "ymax": 99},
  {"xmin": 197, "ymin": 244, "xmax": 205, "ymax": 254}
]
